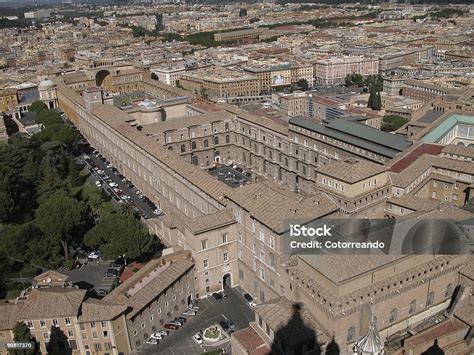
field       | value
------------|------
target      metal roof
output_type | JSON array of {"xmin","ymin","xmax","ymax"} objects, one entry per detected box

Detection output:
[
  {"xmin": 421, "ymin": 114, "xmax": 474, "ymax": 143},
  {"xmin": 289, "ymin": 117, "xmax": 410, "ymax": 158}
]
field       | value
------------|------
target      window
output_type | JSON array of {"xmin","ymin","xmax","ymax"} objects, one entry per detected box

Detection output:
[
  {"xmin": 259, "ymin": 230, "xmax": 265, "ymax": 241},
  {"xmin": 389, "ymin": 308, "xmax": 397, "ymax": 323},
  {"xmin": 67, "ymin": 330, "xmax": 74, "ymax": 337},
  {"xmin": 432, "ymin": 191, "xmax": 437, "ymax": 199},
  {"xmin": 347, "ymin": 326, "xmax": 355, "ymax": 342},
  {"xmin": 191, "ymin": 141, "xmax": 197, "ymax": 150},
  {"xmin": 269, "ymin": 237, "xmax": 275, "ymax": 249},
  {"xmin": 223, "ymin": 252, "xmax": 228, "ymax": 262},
  {"xmin": 65, "ymin": 318, "xmax": 71, "ymax": 326},
  {"xmin": 94, "ymin": 343, "xmax": 101, "ymax": 352},
  {"xmin": 445, "ymin": 283, "xmax": 453, "ymax": 298},
  {"xmin": 101, "ymin": 321, "xmax": 107, "ymax": 328},
  {"xmin": 52, "ymin": 319, "xmax": 59, "ymax": 327},
  {"xmin": 214, "ymin": 137, "xmax": 219, "ymax": 145},
  {"xmin": 427, "ymin": 291, "xmax": 434, "ymax": 307},
  {"xmin": 225, "ymin": 135, "xmax": 230, "ymax": 143},
  {"xmin": 203, "ymin": 259, "xmax": 208, "ymax": 268},
  {"xmin": 180, "ymin": 144, "xmax": 185, "ymax": 153},
  {"xmin": 260, "ymin": 267, "xmax": 265, "ymax": 281},
  {"xmin": 222, "ymin": 233, "xmax": 228, "ymax": 244},
  {"xmin": 204, "ymin": 139, "xmax": 209, "ymax": 148},
  {"xmin": 269, "ymin": 253, "xmax": 275, "ymax": 268},
  {"xmin": 92, "ymin": 331, "xmax": 98, "ymax": 339},
  {"xmin": 103, "ymin": 330, "xmax": 109, "ymax": 337},
  {"xmin": 409, "ymin": 300, "xmax": 416, "ymax": 315},
  {"xmin": 91, "ymin": 322, "xmax": 96, "ymax": 329},
  {"xmin": 201, "ymin": 240, "xmax": 208, "ymax": 250},
  {"xmin": 141, "ymin": 322, "xmax": 146, "ymax": 329},
  {"xmin": 26, "ymin": 321, "xmax": 33, "ymax": 329},
  {"xmin": 40, "ymin": 320, "xmax": 46, "ymax": 328}
]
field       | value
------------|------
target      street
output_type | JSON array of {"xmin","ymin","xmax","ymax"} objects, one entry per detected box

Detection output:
[{"xmin": 140, "ymin": 286, "xmax": 255, "ymax": 355}]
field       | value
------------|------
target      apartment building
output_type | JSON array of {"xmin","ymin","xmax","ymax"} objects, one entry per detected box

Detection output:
[
  {"xmin": 214, "ymin": 28, "xmax": 269, "ymax": 42},
  {"xmin": 0, "ymin": 88, "xmax": 19, "ymax": 112},
  {"xmin": 179, "ymin": 68, "xmax": 260, "ymax": 98},
  {"xmin": 151, "ymin": 65, "xmax": 186, "ymax": 87},
  {"xmin": 313, "ymin": 56, "xmax": 379, "ymax": 85}
]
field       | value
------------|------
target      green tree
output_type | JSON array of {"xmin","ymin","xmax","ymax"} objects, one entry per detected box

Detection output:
[
  {"xmin": 35, "ymin": 191, "xmax": 85, "ymax": 260},
  {"xmin": 351, "ymin": 73, "xmax": 363, "ymax": 87},
  {"xmin": 344, "ymin": 74, "xmax": 352, "ymax": 87},
  {"xmin": 67, "ymin": 159, "xmax": 83, "ymax": 188},
  {"xmin": 381, "ymin": 115, "xmax": 408, "ymax": 132},
  {"xmin": 367, "ymin": 85, "xmax": 382, "ymax": 111},
  {"xmin": 29, "ymin": 101, "xmax": 47, "ymax": 115},
  {"xmin": 37, "ymin": 110, "xmax": 62, "ymax": 126},
  {"xmin": 11, "ymin": 322, "xmax": 37, "ymax": 355},
  {"xmin": 84, "ymin": 210, "xmax": 153, "ymax": 260},
  {"xmin": 296, "ymin": 79, "xmax": 309, "ymax": 90}
]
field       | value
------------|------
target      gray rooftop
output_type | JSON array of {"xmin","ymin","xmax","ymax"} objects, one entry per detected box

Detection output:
[
  {"xmin": 289, "ymin": 117, "xmax": 410, "ymax": 158},
  {"xmin": 417, "ymin": 110, "xmax": 445, "ymax": 124}
]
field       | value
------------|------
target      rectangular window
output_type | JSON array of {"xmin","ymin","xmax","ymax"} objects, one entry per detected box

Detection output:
[
  {"xmin": 201, "ymin": 240, "xmax": 208, "ymax": 250},
  {"xmin": 221, "ymin": 233, "xmax": 228, "ymax": 244},
  {"xmin": 40, "ymin": 320, "xmax": 46, "ymax": 328},
  {"xmin": 203, "ymin": 259, "xmax": 208, "ymax": 268},
  {"xmin": 65, "ymin": 318, "xmax": 71, "ymax": 326},
  {"xmin": 223, "ymin": 252, "xmax": 228, "ymax": 262}
]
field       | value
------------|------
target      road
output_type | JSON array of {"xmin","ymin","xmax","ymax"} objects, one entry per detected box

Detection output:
[{"xmin": 140, "ymin": 286, "xmax": 255, "ymax": 355}]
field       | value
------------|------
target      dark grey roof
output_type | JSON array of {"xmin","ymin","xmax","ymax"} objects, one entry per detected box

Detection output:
[
  {"xmin": 18, "ymin": 111, "xmax": 37, "ymax": 126},
  {"xmin": 19, "ymin": 90, "xmax": 40, "ymax": 105},
  {"xmin": 289, "ymin": 117, "xmax": 410, "ymax": 158},
  {"xmin": 417, "ymin": 110, "xmax": 445, "ymax": 124}
]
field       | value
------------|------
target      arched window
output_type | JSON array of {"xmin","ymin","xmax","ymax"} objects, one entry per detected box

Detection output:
[
  {"xmin": 269, "ymin": 151, "xmax": 273, "ymax": 160},
  {"xmin": 225, "ymin": 135, "xmax": 230, "ymax": 143},
  {"xmin": 225, "ymin": 122, "xmax": 229, "ymax": 131},
  {"xmin": 204, "ymin": 139, "xmax": 209, "ymax": 148},
  {"xmin": 214, "ymin": 136, "xmax": 219, "ymax": 145},
  {"xmin": 285, "ymin": 158, "xmax": 289, "ymax": 167},
  {"xmin": 191, "ymin": 141, "xmax": 197, "ymax": 150},
  {"xmin": 180, "ymin": 145, "xmax": 185, "ymax": 153}
]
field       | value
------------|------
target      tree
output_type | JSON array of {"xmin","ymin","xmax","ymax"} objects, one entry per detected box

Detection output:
[
  {"xmin": 351, "ymin": 73, "xmax": 363, "ymax": 87},
  {"xmin": 344, "ymin": 74, "xmax": 352, "ymax": 87},
  {"xmin": 67, "ymin": 159, "xmax": 83, "ymax": 188},
  {"xmin": 297, "ymin": 79, "xmax": 309, "ymax": 91},
  {"xmin": 29, "ymin": 101, "xmax": 47, "ymax": 115},
  {"xmin": 35, "ymin": 191, "xmax": 85, "ymax": 260},
  {"xmin": 84, "ymin": 210, "xmax": 153, "ymax": 260},
  {"xmin": 381, "ymin": 115, "xmax": 408, "ymax": 132},
  {"xmin": 11, "ymin": 322, "xmax": 38, "ymax": 355},
  {"xmin": 367, "ymin": 85, "xmax": 382, "ymax": 111}
]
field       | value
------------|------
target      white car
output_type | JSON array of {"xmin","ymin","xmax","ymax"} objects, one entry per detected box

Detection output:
[
  {"xmin": 192, "ymin": 333, "xmax": 203, "ymax": 345},
  {"xmin": 188, "ymin": 305, "xmax": 200, "ymax": 311},
  {"xmin": 153, "ymin": 208, "xmax": 162, "ymax": 215},
  {"xmin": 108, "ymin": 182, "xmax": 118, "ymax": 187},
  {"xmin": 95, "ymin": 181, "xmax": 102, "ymax": 187},
  {"xmin": 183, "ymin": 309, "xmax": 196, "ymax": 316},
  {"xmin": 88, "ymin": 251, "xmax": 100, "ymax": 260},
  {"xmin": 150, "ymin": 333, "xmax": 163, "ymax": 340},
  {"xmin": 145, "ymin": 338, "xmax": 158, "ymax": 345}
]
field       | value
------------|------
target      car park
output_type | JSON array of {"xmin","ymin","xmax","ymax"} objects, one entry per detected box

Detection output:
[
  {"xmin": 192, "ymin": 333, "xmax": 203, "ymax": 345},
  {"xmin": 244, "ymin": 293, "xmax": 256, "ymax": 307}
]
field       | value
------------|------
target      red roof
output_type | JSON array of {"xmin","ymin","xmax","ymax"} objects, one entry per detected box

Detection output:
[
  {"xmin": 119, "ymin": 262, "xmax": 144, "ymax": 283},
  {"xmin": 390, "ymin": 143, "xmax": 443, "ymax": 173}
]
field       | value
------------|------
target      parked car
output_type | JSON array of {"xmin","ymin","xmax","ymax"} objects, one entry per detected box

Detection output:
[
  {"xmin": 212, "ymin": 292, "xmax": 223, "ymax": 301},
  {"xmin": 183, "ymin": 309, "xmax": 196, "ymax": 316},
  {"xmin": 104, "ymin": 269, "xmax": 119, "ymax": 277},
  {"xmin": 244, "ymin": 293, "xmax": 256, "ymax": 307},
  {"xmin": 156, "ymin": 329, "xmax": 169, "ymax": 337},
  {"xmin": 153, "ymin": 208, "xmax": 162, "ymax": 215},
  {"xmin": 150, "ymin": 333, "xmax": 163, "ymax": 340},
  {"xmin": 88, "ymin": 251, "xmax": 101, "ymax": 260},
  {"xmin": 97, "ymin": 289, "xmax": 108, "ymax": 297},
  {"xmin": 109, "ymin": 258, "xmax": 126, "ymax": 269},
  {"xmin": 164, "ymin": 323, "xmax": 179, "ymax": 330},
  {"xmin": 175, "ymin": 317, "xmax": 187, "ymax": 324},
  {"xmin": 145, "ymin": 338, "xmax": 158, "ymax": 345},
  {"xmin": 95, "ymin": 181, "xmax": 102, "ymax": 187},
  {"xmin": 108, "ymin": 182, "xmax": 118, "ymax": 187},
  {"xmin": 192, "ymin": 333, "xmax": 203, "ymax": 345},
  {"xmin": 219, "ymin": 319, "xmax": 235, "ymax": 333},
  {"xmin": 188, "ymin": 304, "xmax": 200, "ymax": 312}
]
